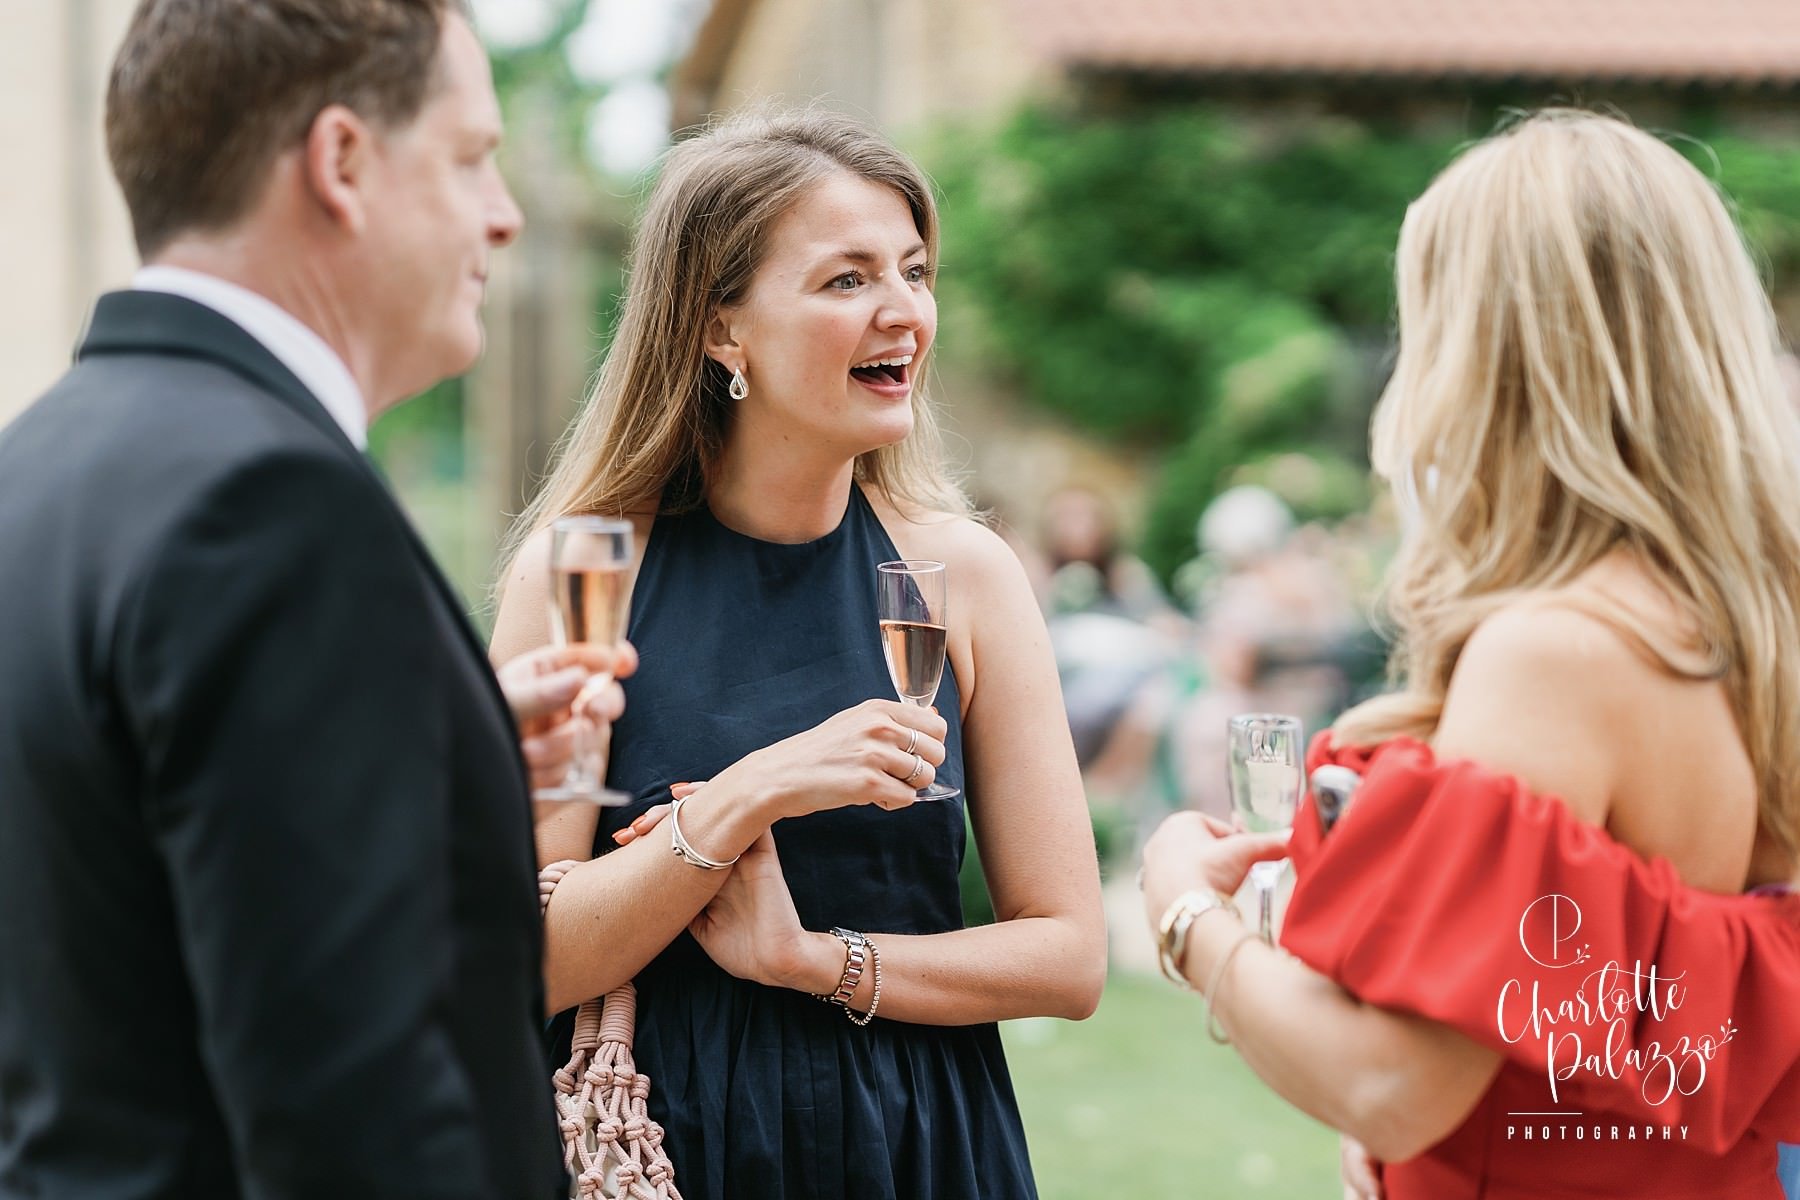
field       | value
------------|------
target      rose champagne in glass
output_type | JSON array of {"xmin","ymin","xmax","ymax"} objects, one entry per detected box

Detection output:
[
  {"xmin": 876, "ymin": 559, "xmax": 959, "ymax": 800},
  {"xmin": 540, "ymin": 516, "xmax": 633, "ymax": 805}
]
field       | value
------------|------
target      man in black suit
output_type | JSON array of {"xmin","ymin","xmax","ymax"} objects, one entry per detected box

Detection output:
[{"xmin": 0, "ymin": 1, "xmax": 615, "ymax": 1195}]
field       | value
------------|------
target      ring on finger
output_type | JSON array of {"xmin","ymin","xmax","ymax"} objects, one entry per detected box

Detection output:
[
  {"xmin": 902, "ymin": 752, "xmax": 924, "ymax": 785},
  {"xmin": 903, "ymin": 726, "xmax": 919, "ymax": 756}
]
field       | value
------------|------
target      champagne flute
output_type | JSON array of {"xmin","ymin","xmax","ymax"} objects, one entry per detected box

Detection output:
[
  {"xmin": 875, "ymin": 559, "xmax": 959, "ymax": 800},
  {"xmin": 1227, "ymin": 712, "xmax": 1303, "ymax": 942},
  {"xmin": 538, "ymin": 516, "xmax": 633, "ymax": 805}
]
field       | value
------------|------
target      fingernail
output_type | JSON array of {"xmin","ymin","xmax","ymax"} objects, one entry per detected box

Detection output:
[
  {"xmin": 673, "ymin": 782, "xmax": 690, "ymax": 790},
  {"xmin": 612, "ymin": 830, "xmax": 632, "ymax": 844}
]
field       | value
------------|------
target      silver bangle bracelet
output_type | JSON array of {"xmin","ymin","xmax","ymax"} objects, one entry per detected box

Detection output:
[{"xmin": 668, "ymin": 794, "xmax": 740, "ymax": 870}]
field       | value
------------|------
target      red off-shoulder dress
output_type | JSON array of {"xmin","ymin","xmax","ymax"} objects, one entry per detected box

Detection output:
[{"xmin": 1281, "ymin": 737, "xmax": 1800, "ymax": 1199}]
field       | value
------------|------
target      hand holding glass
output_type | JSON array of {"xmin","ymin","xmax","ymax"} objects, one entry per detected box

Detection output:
[
  {"xmin": 876, "ymin": 559, "xmax": 959, "ymax": 800},
  {"xmin": 1227, "ymin": 712, "xmax": 1303, "ymax": 942},
  {"xmin": 539, "ymin": 516, "xmax": 633, "ymax": 805}
]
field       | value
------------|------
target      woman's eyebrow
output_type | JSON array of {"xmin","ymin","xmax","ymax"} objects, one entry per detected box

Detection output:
[{"xmin": 817, "ymin": 242, "xmax": 929, "ymax": 266}]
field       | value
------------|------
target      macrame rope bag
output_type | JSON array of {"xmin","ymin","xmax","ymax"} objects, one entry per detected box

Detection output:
[{"xmin": 540, "ymin": 859, "xmax": 683, "ymax": 1200}]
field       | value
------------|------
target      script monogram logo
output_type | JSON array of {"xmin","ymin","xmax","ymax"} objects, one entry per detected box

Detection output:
[{"xmin": 1519, "ymin": 893, "xmax": 1589, "ymax": 968}]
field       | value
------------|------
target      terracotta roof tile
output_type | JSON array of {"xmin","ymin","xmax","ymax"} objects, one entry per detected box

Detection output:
[{"xmin": 1009, "ymin": 0, "xmax": 1800, "ymax": 83}]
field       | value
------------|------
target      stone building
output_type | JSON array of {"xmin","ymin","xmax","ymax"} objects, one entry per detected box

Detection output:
[{"xmin": 2, "ymin": 0, "xmax": 139, "ymax": 425}]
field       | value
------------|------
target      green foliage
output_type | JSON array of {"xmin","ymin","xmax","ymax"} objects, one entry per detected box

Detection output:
[
  {"xmin": 368, "ymin": 377, "xmax": 464, "ymax": 470},
  {"xmin": 484, "ymin": 0, "xmax": 605, "ymax": 169},
  {"xmin": 1677, "ymin": 133, "xmax": 1800, "ymax": 288},
  {"xmin": 927, "ymin": 105, "xmax": 1438, "ymax": 579},
  {"xmin": 928, "ymin": 103, "xmax": 1800, "ymax": 583}
]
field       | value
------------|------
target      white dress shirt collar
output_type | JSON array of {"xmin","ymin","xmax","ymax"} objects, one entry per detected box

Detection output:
[{"xmin": 132, "ymin": 265, "xmax": 369, "ymax": 450}]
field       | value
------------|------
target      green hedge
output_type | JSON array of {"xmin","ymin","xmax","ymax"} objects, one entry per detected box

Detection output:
[{"xmin": 928, "ymin": 103, "xmax": 1800, "ymax": 582}]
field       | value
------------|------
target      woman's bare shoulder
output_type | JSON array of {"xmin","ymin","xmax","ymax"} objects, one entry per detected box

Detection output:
[
  {"xmin": 1558, "ymin": 550, "xmax": 1713, "ymax": 670},
  {"xmin": 1457, "ymin": 598, "xmax": 1646, "ymax": 685},
  {"xmin": 1439, "ymin": 584, "xmax": 1753, "ymax": 859},
  {"xmin": 869, "ymin": 497, "xmax": 1019, "ymax": 578},
  {"xmin": 1456, "ymin": 547, "xmax": 1718, "ymax": 705},
  {"xmin": 1434, "ymin": 600, "xmax": 1653, "ymax": 823},
  {"xmin": 1443, "ymin": 600, "xmax": 1649, "ymax": 732}
]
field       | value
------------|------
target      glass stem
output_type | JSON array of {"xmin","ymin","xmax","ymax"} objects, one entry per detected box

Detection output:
[
  {"xmin": 566, "ymin": 672, "xmax": 612, "ymax": 790},
  {"xmin": 1249, "ymin": 860, "xmax": 1283, "ymax": 944},
  {"xmin": 569, "ymin": 713, "xmax": 602, "ymax": 790}
]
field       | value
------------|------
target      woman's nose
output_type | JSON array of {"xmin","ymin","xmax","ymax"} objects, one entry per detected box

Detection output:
[{"xmin": 876, "ymin": 274, "xmax": 926, "ymax": 330}]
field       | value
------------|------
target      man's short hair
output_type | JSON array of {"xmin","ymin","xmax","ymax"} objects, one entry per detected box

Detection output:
[{"xmin": 105, "ymin": 0, "xmax": 466, "ymax": 258}]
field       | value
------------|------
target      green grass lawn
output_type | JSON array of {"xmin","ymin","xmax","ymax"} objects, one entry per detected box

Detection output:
[{"xmin": 1002, "ymin": 972, "xmax": 1341, "ymax": 1199}]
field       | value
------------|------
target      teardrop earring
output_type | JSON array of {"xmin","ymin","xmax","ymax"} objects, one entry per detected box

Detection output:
[{"xmin": 728, "ymin": 368, "xmax": 749, "ymax": 401}]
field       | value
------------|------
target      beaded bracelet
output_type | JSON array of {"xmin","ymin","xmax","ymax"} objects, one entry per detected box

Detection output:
[{"xmin": 846, "ymin": 936, "xmax": 882, "ymax": 1027}]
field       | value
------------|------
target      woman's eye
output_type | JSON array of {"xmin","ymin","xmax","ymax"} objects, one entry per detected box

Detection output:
[
  {"xmin": 904, "ymin": 263, "xmax": 931, "ymax": 284},
  {"xmin": 829, "ymin": 272, "xmax": 862, "ymax": 291}
]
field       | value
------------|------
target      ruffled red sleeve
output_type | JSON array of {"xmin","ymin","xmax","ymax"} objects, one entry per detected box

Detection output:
[{"xmin": 1281, "ymin": 735, "xmax": 1800, "ymax": 1152}]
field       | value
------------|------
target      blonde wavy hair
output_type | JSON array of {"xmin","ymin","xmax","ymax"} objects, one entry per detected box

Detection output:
[
  {"xmin": 1334, "ymin": 109, "xmax": 1800, "ymax": 856},
  {"xmin": 495, "ymin": 108, "xmax": 967, "ymax": 592}
]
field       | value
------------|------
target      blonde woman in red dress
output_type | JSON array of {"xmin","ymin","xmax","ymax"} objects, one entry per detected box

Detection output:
[{"xmin": 1140, "ymin": 109, "xmax": 1800, "ymax": 1199}]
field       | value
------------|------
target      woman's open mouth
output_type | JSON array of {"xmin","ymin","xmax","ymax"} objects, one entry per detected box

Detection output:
[{"xmin": 849, "ymin": 353, "xmax": 913, "ymax": 395}]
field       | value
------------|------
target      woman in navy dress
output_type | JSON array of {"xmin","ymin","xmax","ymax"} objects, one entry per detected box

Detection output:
[{"xmin": 490, "ymin": 109, "xmax": 1106, "ymax": 1199}]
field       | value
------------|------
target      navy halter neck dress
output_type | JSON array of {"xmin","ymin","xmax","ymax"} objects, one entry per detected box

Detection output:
[{"xmin": 552, "ymin": 484, "xmax": 1038, "ymax": 1200}]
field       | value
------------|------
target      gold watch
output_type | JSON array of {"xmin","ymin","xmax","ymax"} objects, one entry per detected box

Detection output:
[{"xmin": 1156, "ymin": 889, "xmax": 1231, "ymax": 989}]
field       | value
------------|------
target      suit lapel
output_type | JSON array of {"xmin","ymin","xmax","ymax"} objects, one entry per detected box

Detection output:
[{"xmin": 78, "ymin": 290, "xmax": 520, "ymax": 739}]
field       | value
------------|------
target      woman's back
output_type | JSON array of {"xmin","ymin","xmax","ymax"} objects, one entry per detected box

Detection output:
[
  {"xmin": 1315, "ymin": 551, "xmax": 1786, "ymax": 1198},
  {"xmin": 1435, "ymin": 549, "xmax": 1763, "ymax": 895}
]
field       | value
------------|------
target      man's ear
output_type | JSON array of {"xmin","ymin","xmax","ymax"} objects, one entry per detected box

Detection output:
[
  {"xmin": 703, "ymin": 304, "xmax": 744, "ymax": 373},
  {"xmin": 301, "ymin": 105, "xmax": 375, "ymax": 235}
]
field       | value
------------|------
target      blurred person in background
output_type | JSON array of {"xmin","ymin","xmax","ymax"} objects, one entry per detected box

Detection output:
[
  {"xmin": 1141, "ymin": 109, "xmax": 1800, "ymax": 1199},
  {"xmin": 1037, "ymin": 484, "xmax": 1185, "ymax": 772},
  {"xmin": 491, "ymin": 108, "xmax": 1105, "ymax": 1200},
  {"xmin": 1192, "ymin": 485, "xmax": 1362, "ymax": 731},
  {"xmin": 1112, "ymin": 486, "xmax": 1365, "ymax": 826},
  {"xmin": 1039, "ymin": 484, "xmax": 1181, "ymax": 629},
  {"xmin": 0, "ymin": 1, "xmax": 626, "ymax": 1196},
  {"xmin": 1032, "ymin": 484, "xmax": 1187, "ymax": 973}
]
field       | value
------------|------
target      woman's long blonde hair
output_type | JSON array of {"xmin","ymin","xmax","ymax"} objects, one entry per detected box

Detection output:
[
  {"xmin": 495, "ymin": 108, "xmax": 967, "ymax": 589},
  {"xmin": 1335, "ymin": 109, "xmax": 1800, "ymax": 856}
]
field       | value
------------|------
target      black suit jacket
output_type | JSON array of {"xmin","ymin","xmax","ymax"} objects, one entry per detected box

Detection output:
[{"xmin": 0, "ymin": 291, "xmax": 562, "ymax": 1198}]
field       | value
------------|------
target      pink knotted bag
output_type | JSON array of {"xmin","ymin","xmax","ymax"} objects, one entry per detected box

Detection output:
[{"xmin": 540, "ymin": 860, "xmax": 683, "ymax": 1200}]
